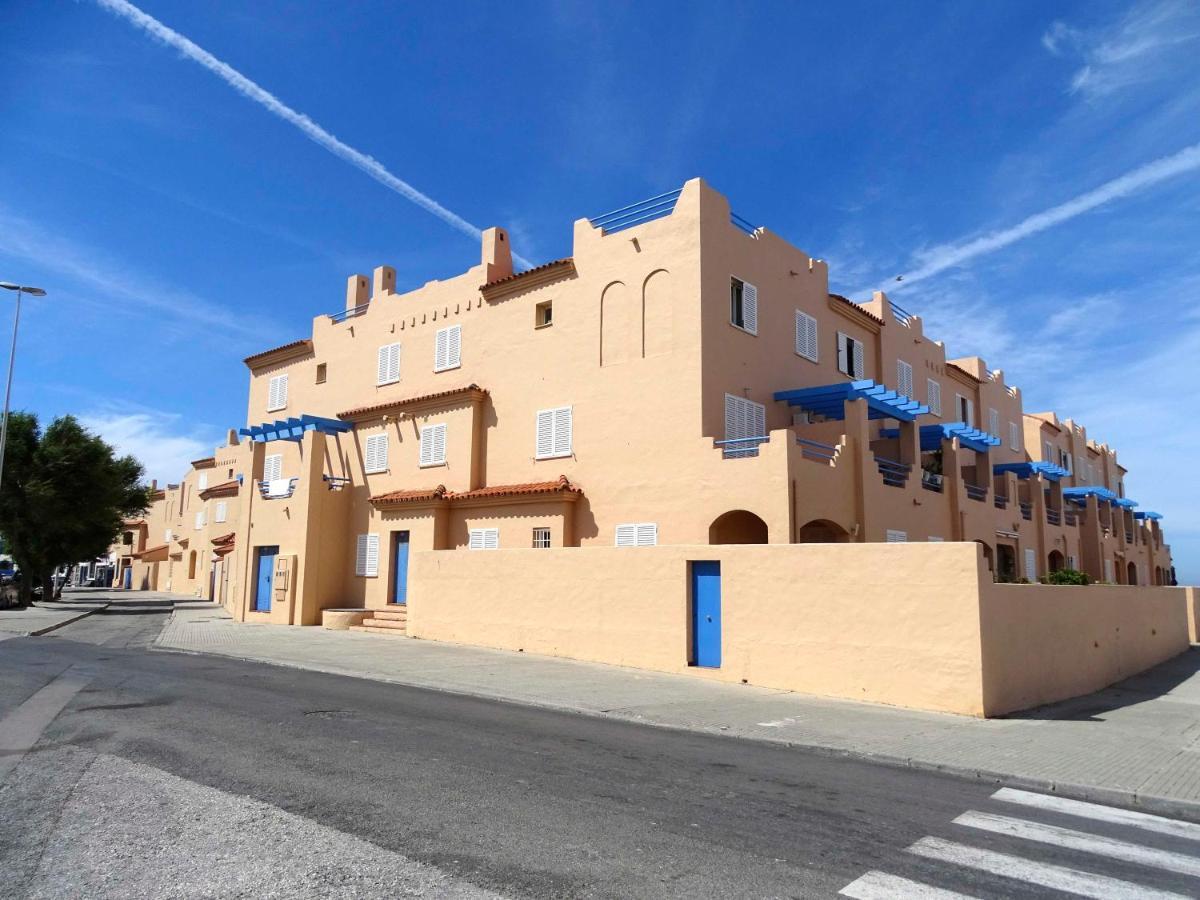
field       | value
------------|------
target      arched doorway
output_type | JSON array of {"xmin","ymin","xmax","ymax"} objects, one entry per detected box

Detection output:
[
  {"xmin": 996, "ymin": 544, "xmax": 1017, "ymax": 582},
  {"xmin": 797, "ymin": 519, "xmax": 850, "ymax": 543},
  {"xmin": 1048, "ymin": 550, "xmax": 1065, "ymax": 572},
  {"xmin": 187, "ymin": 550, "xmax": 197, "ymax": 580},
  {"xmin": 1127, "ymin": 561, "xmax": 1137, "ymax": 586},
  {"xmin": 976, "ymin": 541, "xmax": 995, "ymax": 575},
  {"xmin": 709, "ymin": 510, "xmax": 768, "ymax": 544}
]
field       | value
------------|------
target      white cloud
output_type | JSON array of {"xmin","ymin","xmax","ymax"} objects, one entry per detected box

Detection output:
[
  {"xmin": 874, "ymin": 141, "xmax": 1200, "ymax": 293},
  {"xmin": 93, "ymin": 0, "xmax": 534, "ymax": 269},
  {"xmin": 80, "ymin": 410, "xmax": 212, "ymax": 487}
]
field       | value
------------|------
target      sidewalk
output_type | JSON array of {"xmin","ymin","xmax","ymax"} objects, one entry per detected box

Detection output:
[
  {"xmin": 154, "ymin": 602, "xmax": 1200, "ymax": 817},
  {"xmin": 0, "ymin": 595, "xmax": 111, "ymax": 639}
]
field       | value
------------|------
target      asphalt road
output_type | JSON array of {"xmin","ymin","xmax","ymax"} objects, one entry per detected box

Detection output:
[{"xmin": 2, "ymin": 597, "xmax": 1198, "ymax": 898}]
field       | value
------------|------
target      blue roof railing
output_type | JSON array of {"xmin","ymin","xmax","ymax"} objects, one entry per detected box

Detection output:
[
  {"xmin": 1111, "ymin": 497, "xmax": 1138, "ymax": 509},
  {"xmin": 730, "ymin": 211, "xmax": 758, "ymax": 236},
  {"xmin": 329, "ymin": 302, "xmax": 369, "ymax": 324},
  {"xmin": 889, "ymin": 300, "xmax": 915, "ymax": 325},
  {"xmin": 1135, "ymin": 511, "xmax": 1163, "ymax": 520},
  {"xmin": 993, "ymin": 461, "xmax": 1070, "ymax": 481},
  {"xmin": 588, "ymin": 189, "xmax": 681, "ymax": 234},
  {"xmin": 775, "ymin": 380, "xmax": 930, "ymax": 422},
  {"xmin": 240, "ymin": 414, "xmax": 353, "ymax": 443},
  {"xmin": 880, "ymin": 423, "xmax": 1001, "ymax": 453}
]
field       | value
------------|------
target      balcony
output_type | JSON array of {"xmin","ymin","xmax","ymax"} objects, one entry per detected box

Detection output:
[
  {"xmin": 965, "ymin": 483, "xmax": 987, "ymax": 502},
  {"xmin": 715, "ymin": 436, "xmax": 769, "ymax": 460},
  {"xmin": 259, "ymin": 477, "xmax": 298, "ymax": 500},
  {"xmin": 1046, "ymin": 508, "xmax": 1061, "ymax": 526},
  {"xmin": 875, "ymin": 456, "xmax": 910, "ymax": 488},
  {"xmin": 1064, "ymin": 511, "xmax": 1077, "ymax": 527},
  {"xmin": 1020, "ymin": 502, "xmax": 1032, "ymax": 521},
  {"xmin": 329, "ymin": 302, "xmax": 369, "ymax": 324},
  {"xmin": 994, "ymin": 494, "xmax": 1008, "ymax": 510},
  {"xmin": 796, "ymin": 436, "xmax": 837, "ymax": 463},
  {"xmin": 921, "ymin": 470, "xmax": 943, "ymax": 493},
  {"xmin": 1126, "ymin": 530, "xmax": 1134, "ymax": 543}
]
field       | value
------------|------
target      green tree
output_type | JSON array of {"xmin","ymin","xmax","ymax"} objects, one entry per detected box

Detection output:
[{"xmin": 0, "ymin": 413, "xmax": 150, "ymax": 605}]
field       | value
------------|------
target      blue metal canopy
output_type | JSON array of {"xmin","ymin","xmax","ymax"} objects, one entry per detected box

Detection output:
[
  {"xmin": 993, "ymin": 461, "xmax": 1070, "ymax": 481},
  {"xmin": 239, "ymin": 414, "xmax": 352, "ymax": 443},
  {"xmin": 880, "ymin": 422, "xmax": 1001, "ymax": 453},
  {"xmin": 774, "ymin": 380, "xmax": 930, "ymax": 422},
  {"xmin": 1135, "ymin": 510, "xmax": 1163, "ymax": 520},
  {"xmin": 1062, "ymin": 485, "xmax": 1118, "ymax": 504},
  {"xmin": 1111, "ymin": 497, "xmax": 1138, "ymax": 509}
]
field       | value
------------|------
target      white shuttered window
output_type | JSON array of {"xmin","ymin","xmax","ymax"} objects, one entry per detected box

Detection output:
[
  {"xmin": 215, "ymin": 501, "xmax": 227, "ymax": 523},
  {"xmin": 364, "ymin": 433, "xmax": 389, "ymax": 473},
  {"xmin": 263, "ymin": 454, "xmax": 283, "ymax": 483},
  {"xmin": 836, "ymin": 332, "xmax": 865, "ymax": 378},
  {"xmin": 267, "ymin": 374, "xmax": 288, "ymax": 412},
  {"xmin": 1024, "ymin": 548, "xmax": 1037, "ymax": 581},
  {"xmin": 897, "ymin": 360, "xmax": 913, "ymax": 397},
  {"xmin": 377, "ymin": 343, "xmax": 401, "ymax": 385},
  {"xmin": 419, "ymin": 423, "xmax": 447, "ymax": 466},
  {"xmin": 730, "ymin": 277, "xmax": 757, "ymax": 334},
  {"xmin": 355, "ymin": 534, "xmax": 380, "ymax": 576},
  {"xmin": 886, "ymin": 529, "xmax": 907, "ymax": 542},
  {"xmin": 198, "ymin": 473, "xmax": 208, "ymax": 490},
  {"xmin": 956, "ymin": 394, "xmax": 974, "ymax": 426},
  {"xmin": 724, "ymin": 393, "xmax": 766, "ymax": 458},
  {"xmin": 794, "ymin": 311, "xmax": 818, "ymax": 362},
  {"xmin": 535, "ymin": 407, "xmax": 573, "ymax": 459},
  {"xmin": 434, "ymin": 325, "xmax": 462, "ymax": 371},
  {"xmin": 194, "ymin": 510, "xmax": 204, "ymax": 530},
  {"xmin": 1009, "ymin": 422, "xmax": 1021, "ymax": 450},
  {"xmin": 927, "ymin": 379, "xmax": 942, "ymax": 416},
  {"xmin": 468, "ymin": 528, "xmax": 499, "ymax": 550},
  {"xmin": 615, "ymin": 523, "xmax": 657, "ymax": 546},
  {"xmin": 988, "ymin": 408, "xmax": 1000, "ymax": 438}
]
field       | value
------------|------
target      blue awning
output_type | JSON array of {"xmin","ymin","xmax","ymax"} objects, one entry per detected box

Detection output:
[
  {"xmin": 1062, "ymin": 485, "xmax": 1118, "ymax": 504},
  {"xmin": 879, "ymin": 423, "xmax": 1001, "ymax": 453},
  {"xmin": 774, "ymin": 380, "xmax": 930, "ymax": 422},
  {"xmin": 993, "ymin": 461, "xmax": 1070, "ymax": 481},
  {"xmin": 1111, "ymin": 497, "xmax": 1138, "ymax": 509},
  {"xmin": 239, "ymin": 414, "xmax": 352, "ymax": 443},
  {"xmin": 1135, "ymin": 511, "xmax": 1163, "ymax": 520}
]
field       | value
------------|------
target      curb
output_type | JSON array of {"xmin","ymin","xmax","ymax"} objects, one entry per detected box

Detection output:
[
  {"xmin": 149, "ymin": 634, "xmax": 1200, "ymax": 822},
  {"xmin": 26, "ymin": 601, "xmax": 112, "ymax": 636}
]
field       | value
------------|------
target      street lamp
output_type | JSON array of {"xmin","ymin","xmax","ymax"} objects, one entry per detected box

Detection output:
[{"xmin": 0, "ymin": 282, "xmax": 47, "ymax": 494}]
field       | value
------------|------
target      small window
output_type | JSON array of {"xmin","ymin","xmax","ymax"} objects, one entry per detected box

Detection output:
[
  {"xmin": 316, "ymin": 363, "xmax": 327, "ymax": 384},
  {"xmin": 468, "ymin": 528, "xmax": 499, "ymax": 550},
  {"xmin": 535, "ymin": 406, "xmax": 573, "ymax": 459},
  {"xmin": 535, "ymin": 300, "xmax": 553, "ymax": 328},
  {"xmin": 1009, "ymin": 422, "xmax": 1021, "ymax": 451},
  {"xmin": 198, "ymin": 472, "xmax": 208, "ymax": 491},
  {"xmin": 836, "ymin": 332, "xmax": 865, "ymax": 378},
  {"xmin": 364, "ymin": 433, "xmax": 389, "ymax": 474},
  {"xmin": 886, "ymin": 529, "xmax": 907, "ymax": 542},
  {"xmin": 165, "ymin": 528, "xmax": 173, "ymax": 542},
  {"xmin": 419, "ymin": 423, "xmax": 447, "ymax": 467},
  {"xmin": 267, "ymin": 374, "xmax": 288, "ymax": 412},
  {"xmin": 377, "ymin": 343, "xmax": 401, "ymax": 385},
  {"xmin": 794, "ymin": 310, "xmax": 818, "ymax": 362},
  {"xmin": 927, "ymin": 379, "xmax": 943, "ymax": 417},
  {"xmin": 434, "ymin": 325, "xmax": 462, "ymax": 372},
  {"xmin": 956, "ymin": 394, "xmax": 974, "ymax": 426},
  {"xmin": 215, "ymin": 501, "xmax": 227, "ymax": 524},
  {"xmin": 1043, "ymin": 440, "xmax": 1054, "ymax": 462},
  {"xmin": 723, "ymin": 393, "xmax": 766, "ymax": 458},
  {"xmin": 988, "ymin": 408, "xmax": 1000, "ymax": 438},
  {"xmin": 355, "ymin": 534, "xmax": 380, "ymax": 576},
  {"xmin": 263, "ymin": 453, "xmax": 284, "ymax": 483},
  {"xmin": 1067, "ymin": 555, "xmax": 1077, "ymax": 570},
  {"xmin": 194, "ymin": 510, "xmax": 204, "ymax": 531},
  {"xmin": 615, "ymin": 523, "xmax": 657, "ymax": 546},
  {"xmin": 896, "ymin": 359, "xmax": 913, "ymax": 397},
  {"xmin": 532, "ymin": 527, "xmax": 551, "ymax": 549},
  {"xmin": 730, "ymin": 277, "xmax": 758, "ymax": 334},
  {"xmin": 1024, "ymin": 548, "xmax": 1037, "ymax": 580}
]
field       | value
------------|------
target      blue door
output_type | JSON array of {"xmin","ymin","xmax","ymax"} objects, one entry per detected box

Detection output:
[
  {"xmin": 123, "ymin": 566, "xmax": 132, "ymax": 589},
  {"xmin": 391, "ymin": 532, "xmax": 410, "ymax": 605},
  {"xmin": 691, "ymin": 561, "xmax": 722, "ymax": 668},
  {"xmin": 254, "ymin": 546, "xmax": 278, "ymax": 612}
]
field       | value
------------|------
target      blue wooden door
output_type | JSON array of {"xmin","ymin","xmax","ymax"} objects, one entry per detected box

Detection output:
[
  {"xmin": 691, "ymin": 561, "xmax": 722, "ymax": 668},
  {"xmin": 391, "ymin": 532, "xmax": 410, "ymax": 605},
  {"xmin": 254, "ymin": 546, "xmax": 278, "ymax": 612},
  {"xmin": 123, "ymin": 566, "xmax": 132, "ymax": 589}
]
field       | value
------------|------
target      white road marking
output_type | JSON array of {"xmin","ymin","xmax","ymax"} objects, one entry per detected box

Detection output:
[
  {"xmin": 908, "ymin": 836, "xmax": 1190, "ymax": 899},
  {"xmin": 839, "ymin": 869, "xmax": 979, "ymax": 898},
  {"xmin": 992, "ymin": 788, "xmax": 1200, "ymax": 842},
  {"xmin": 0, "ymin": 664, "xmax": 94, "ymax": 782},
  {"xmin": 954, "ymin": 810, "xmax": 1200, "ymax": 878}
]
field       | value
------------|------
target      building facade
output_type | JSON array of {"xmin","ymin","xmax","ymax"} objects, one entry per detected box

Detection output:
[{"xmin": 116, "ymin": 178, "xmax": 1175, "ymax": 620}]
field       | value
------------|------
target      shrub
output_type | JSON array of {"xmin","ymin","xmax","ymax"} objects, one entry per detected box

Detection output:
[{"xmin": 1039, "ymin": 568, "xmax": 1090, "ymax": 586}]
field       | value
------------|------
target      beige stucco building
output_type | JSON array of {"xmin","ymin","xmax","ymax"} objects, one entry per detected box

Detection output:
[{"xmin": 116, "ymin": 178, "xmax": 1175, "ymax": 624}]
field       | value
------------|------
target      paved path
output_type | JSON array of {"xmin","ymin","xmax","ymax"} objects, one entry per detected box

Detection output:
[
  {"xmin": 148, "ymin": 596, "xmax": 1200, "ymax": 817},
  {"xmin": 0, "ymin": 595, "xmax": 111, "ymax": 638}
]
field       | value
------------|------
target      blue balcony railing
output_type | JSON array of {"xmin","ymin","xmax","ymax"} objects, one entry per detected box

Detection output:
[
  {"xmin": 994, "ymin": 494, "xmax": 1008, "ymax": 509},
  {"xmin": 259, "ymin": 477, "xmax": 298, "ymax": 500},
  {"xmin": 921, "ymin": 470, "xmax": 943, "ymax": 492},
  {"xmin": 715, "ymin": 436, "xmax": 768, "ymax": 459},
  {"xmin": 965, "ymin": 483, "xmax": 987, "ymax": 502},
  {"xmin": 889, "ymin": 300, "xmax": 915, "ymax": 325},
  {"xmin": 588, "ymin": 189, "xmax": 681, "ymax": 234},
  {"xmin": 797, "ymin": 436, "xmax": 837, "ymax": 462},
  {"xmin": 1047, "ymin": 508, "xmax": 1061, "ymax": 526},
  {"xmin": 875, "ymin": 456, "xmax": 910, "ymax": 488},
  {"xmin": 730, "ymin": 211, "xmax": 758, "ymax": 236},
  {"xmin": 329, "ymin": 302, "xmax": 369, "ymax": 324}
]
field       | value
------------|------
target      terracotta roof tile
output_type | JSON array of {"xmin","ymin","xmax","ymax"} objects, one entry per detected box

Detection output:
[
  {"xmin": 370, "ymin": 476, "xmax": 581, "ymax": 507},
  {"xmin": 243, "ymin": 338, "xmax": 313, "ymax": 367},
  {"xmin": 211, "ymin": 532, "xmax": 236, "ymax": 545},
  {"xmin": 482, "ymin": 258, "xmax": 573, "ymax": 291},
  {"xmin": 199, "ymin": 479, "xmax": 240, "ymax": 499},
  {"xmin": 828, "ymin": 293, "xmax": 885, "ymax": 326},
  {"xmin": 945, "ymin": 361, "xmax": 982, "ymax": 384},
  {"xmin": 370, "ymin": 485, "xmax": 448, "ymax": 505},
  {"xmin": 339, "ymin": 385, "xmax": 488, "ymax": 421}
]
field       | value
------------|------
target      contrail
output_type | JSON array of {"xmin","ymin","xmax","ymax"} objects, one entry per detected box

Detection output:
[
  {"xmin": 885, "ymin": 141, "xmax": 1200, "ymax": 292},
  {"xmin": 93, "ymin": 0, "xmax": 534, "ymax": 269}
]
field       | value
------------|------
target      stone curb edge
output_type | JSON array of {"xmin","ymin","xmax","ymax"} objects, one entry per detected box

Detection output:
[
  {"xmin": 150, "ymin": 636, "xmax": 1200, "ymax": 823},
  {"xmin": 26, "ymin": 601, "xmax": 112, "ymax": 636}
]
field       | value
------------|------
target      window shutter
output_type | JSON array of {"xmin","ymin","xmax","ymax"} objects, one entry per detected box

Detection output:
[
  {"xmin": 433, "ymin": 424, "xmax": 446, "ymax": 464},
  {"xmin": 886, "ymin": 529, "xmax": 907, "ymax": 542},
  {"xmin": 364, "ymin": 433, "xmax": 388, "ymax": 473},
  {"xmin": 1044, "ymin": 441, "xmax": 1053, "ymax": 462},
  {"xmin": 741, "ymin": 282, "xmax": 757, "ymax": 334},
  {"xmin": 198, "ymin": 473, "xmax": 208, "ymax": 490},
  {"xmin": 264, "ymin": 454, "xmax": 283, "ymax": 483},
  {"xmin": 852, "ymin": 339, "xmax": 865, "ymax": 379},
  {"xmin": 1065, "ymin": 452, "xmax": 1073, "ymax": 474},
  {"xmin": 195, "ymin": 511, "xmax": 203, "ymax": 530},
  {"xmin": 927, "ymin": 379, "xmax": 942, "ymax": 416},
  {"xmin": 553, "ymin": 407, "xmax": 572, "ymax": 456},
  {"xmin": 434, "ymin": 329, "xmax": 448, "ymax": 371},
  {"xmin": 1009, "ymin": 422, "xmax": 1020, "ymax": 450},
  {"xmin": 536, "ymin": 409, "xmax": 554, "ymax": 458},
  {"xmin": 215, "ymin": 501, "xmax": 227, "ymax": 523},
  {"xmin": 355, "ymin": 535, "xmax": 367, "ymax": 575},
  {"xmin": 1024, "ymin": 548, "xmax": 1036, "ymax": 580},
  {"xmin": 366, "ymin": 534, "xmax": 379, "ymax": 576},
  {"xmin": 419, "ymin": 427, "xmax": 433, "ymax": 466},
  {"xmin": 469, "ymin": 528, "xmax": 498, "ymax": 549},
  {"xmin": 377, "ymin": 343, "xmax": 401, "ymax": 385},
  {"xmin": 836, "ymin": 332, "xmax": 849, "ymax": 374},
  {"xmin": 447, "ymin": 325, "xmax": 461, "ymax": 369},
  {"xmin": 897, "ymin": 360, "xmax": 913, "ymax": 397},
  {"xmin": 988, "ymin": 408, "xmax": 1000, "ymax": 437},
  {"xmin": 420, "ymin": 425, "xmax": 446, "ymax": 465},
  {"xmin": 635, "ymin": 523, "xmax": 657, "ymax": 546},
  {"xmin": 267, "ymin": 374, "xmax": 288, "ymax": 412},
  {"xmin": 615, "ymin": 525, "xmax": 637, "ymax": 547},
  {"xmin": 794, "ymin": 311, "xmax": 818, "ymax": 362},
  {"xmin": 468, "ymin": 530, "xmax": 483, "ymax": 550}
]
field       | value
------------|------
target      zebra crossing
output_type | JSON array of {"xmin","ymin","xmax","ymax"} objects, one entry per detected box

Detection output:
[{"xmin": 839, "ymin": 787, "xmax": 1200, "ymax": 899}]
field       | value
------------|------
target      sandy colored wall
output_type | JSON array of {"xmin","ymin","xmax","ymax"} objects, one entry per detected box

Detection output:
[
  {"xmin": 978, "ymin": 583, "xmax": 1190, "ymax": 716},
  {"xmin": 1187, "ymin": 586, "xmax": 1198, "ymax": 644},
  {"xmin": 408, "ymin": 542, "xmax": 988, "ymax": 715}
]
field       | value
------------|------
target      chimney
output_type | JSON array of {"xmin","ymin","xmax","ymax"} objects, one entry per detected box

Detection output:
[
  {"xmin": 150, "ymin": 479, "xmax": 157, "ymax": 491},
  {"xmin": 372, "ymin": 265, "xmax": 396, "ymax": 299},
  {"xmin": 227, "ymin": 428, "xmax": 240, "ymax": 446},
  {"xmin": 346, "ymin": 274, "xmax": 368, "ymax": 311},
  {"xmin": 482, "ymin": 227, "xmax": 513, "ymax": 283}
]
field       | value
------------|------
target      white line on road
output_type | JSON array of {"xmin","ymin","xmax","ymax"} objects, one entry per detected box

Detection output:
[
  {"xmin": 908, "ymin": 836, "xmax": 1190, "ymax": 899},
  {"xmin": 0, "ymin": 664, "xmax": 94, "ymax": 782},
  {"xmin": 954, "ymin": 810, "xmax": 1200, "ymax": 878},
  {"xmin": 992, "ymin": 788, "xmax": 1200, "ymax": 842},
  {"xmin": 839, "ymin": 869, "xmax": 980, "ymax": 898}
]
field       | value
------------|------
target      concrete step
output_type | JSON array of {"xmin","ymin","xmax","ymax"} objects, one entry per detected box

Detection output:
[
  {"xmin": 348, "ymin": 625, "xmax": 408, "ymax": 636},
  {"xmin": 359, "ymin": 617, "xmax": 407, "ymax": 630},
  {"xmin": 369, "ymin": 608, "xmax": 408, "ymax": 621}
]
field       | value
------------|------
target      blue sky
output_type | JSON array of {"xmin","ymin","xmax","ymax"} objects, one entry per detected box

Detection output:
[{"xmin": 1, "ymin": 0, "xmax": 1197, "ymax": 581}]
